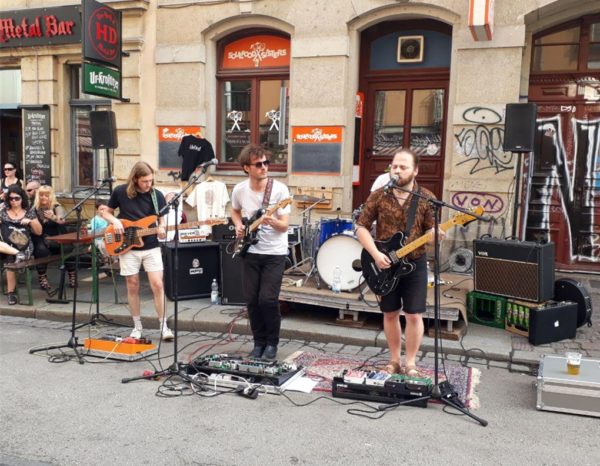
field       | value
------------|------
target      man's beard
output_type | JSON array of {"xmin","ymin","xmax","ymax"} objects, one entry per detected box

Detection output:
[{"xmin": 396, "ymin": 172, "xmax": 416, "ymax": 188}]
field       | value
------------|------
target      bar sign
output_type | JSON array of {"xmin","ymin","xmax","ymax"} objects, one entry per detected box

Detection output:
[{"xmin": 82, "ymin": 62, "xmax": 121, "ymax": 99}]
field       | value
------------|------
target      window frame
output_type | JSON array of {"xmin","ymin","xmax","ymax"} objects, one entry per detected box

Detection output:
[{"xmin": 216, "ymin": 29, "xmax": 290, "ymax": 172}]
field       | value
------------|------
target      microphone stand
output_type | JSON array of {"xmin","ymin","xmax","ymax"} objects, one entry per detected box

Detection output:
[
  {"xmin": 377, "ymin": 184, "xmax": 488, "ymax": 426},
  {"xmin": 31, "ymin": 180, "xmax": 112, "ymax": 363},
  {"xmin": 122, "ymin": 164, "xmax": 208, "ymax": 384}
]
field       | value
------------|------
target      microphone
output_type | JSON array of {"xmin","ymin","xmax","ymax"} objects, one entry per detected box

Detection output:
[
  {"xmin": 98, "ymin": 176, "xmax": 117, "ymax": 184},
  {"xmin": 384, "ymin": 175, "xmax": 398, "ymax": 193},
  {"xmin": 198, "ymin": 158, "xmax": 218, "ymax": 170}
]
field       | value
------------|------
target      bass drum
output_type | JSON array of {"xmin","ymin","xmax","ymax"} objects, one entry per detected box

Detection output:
[
  {"xmin": 554, "ymin": 278, "xmax": 593, "ymax": 328},
  {"xmin": 316, "ymin": 233, "xmax": 363, "ymax": 291}
]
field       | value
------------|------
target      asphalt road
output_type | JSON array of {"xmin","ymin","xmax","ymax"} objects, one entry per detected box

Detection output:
[{"xmin": 1, "ymin": 316, "xmax": 598, "ymax": 466}]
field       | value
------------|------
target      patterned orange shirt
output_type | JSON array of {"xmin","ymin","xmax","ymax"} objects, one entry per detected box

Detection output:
[{"xmin": 356, "ymin": 182, "xmax": 436, "ymax": 260}]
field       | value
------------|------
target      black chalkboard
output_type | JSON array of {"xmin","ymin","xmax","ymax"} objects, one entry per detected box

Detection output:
[
  {"xmin": 291, "ymin": 143, "xmax": 341, "ymax": 173},
  {"xmin": 23, "ymin": 108, "xmax": 51, "ymax": 185}
]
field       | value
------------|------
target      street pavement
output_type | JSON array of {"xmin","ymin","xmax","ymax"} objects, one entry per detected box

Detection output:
[{"xmin": 1, "ymin": 314, "xmax": 599, "ymax": 466}]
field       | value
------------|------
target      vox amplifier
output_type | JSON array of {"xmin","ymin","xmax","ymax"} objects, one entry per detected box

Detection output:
[{"xmin": 473, "ymin": 239, "xmax": 554, "ymax": 303}]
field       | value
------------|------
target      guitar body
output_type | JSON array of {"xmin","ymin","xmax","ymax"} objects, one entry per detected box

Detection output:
[
  {"xmin": 233, "ymin": 211, "xmax": 262, "ymax": 258},
  {"xmin": 360, "ymin": 232, "xmax": 416, "ymax": 296},
  {"xmin": 104, "ymin": 215, "xmax": 157, "ymax": 256}
]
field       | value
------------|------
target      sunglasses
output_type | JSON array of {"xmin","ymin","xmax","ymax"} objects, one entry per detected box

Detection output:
[
  {"xmin": 250, "ymin": 160, "xmax": 270, "ymax": 168},
  {"xmin": 8, "ymin": 196, "xmax": 21, "ymax": 201},
  {"xmin": 4, "ymin": 167, "xmax": 15, "ymax": 171},
  {"xmin": 26, "ymin": 189, "xmax": 35, "ymax": 192}
]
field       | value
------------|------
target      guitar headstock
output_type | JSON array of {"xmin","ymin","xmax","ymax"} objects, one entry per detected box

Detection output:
[
  {"xmin": 279, "ymin": 198, "xmax": 293, "ymax": 209},
  {"xmin": 451, "ymin": 206, "xmax": 485, "ymax": 226},
  {"xmin": 208, "ymin": 218, "xmax": 228, "ymax": 226}
]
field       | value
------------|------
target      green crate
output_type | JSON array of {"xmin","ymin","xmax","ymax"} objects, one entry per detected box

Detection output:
[{"xmin": 467, "ymin": 291, "xmax": 507, "ymax": 329}]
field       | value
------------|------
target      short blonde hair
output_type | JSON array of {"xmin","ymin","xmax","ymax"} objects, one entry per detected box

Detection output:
[{"xmin": 34, "ymin": 185, "xmax": 58, "ymax": 209}]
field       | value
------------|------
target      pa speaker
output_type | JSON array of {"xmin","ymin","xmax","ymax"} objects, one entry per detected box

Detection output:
[
  {"xmin": 90, "ymin": 111, "xmax": 118, "ymax": 149},
  {"xmin": 163, "ymin": 241, "xmax": 220, "ymax": 300},
  {"xmin": 503, "ymin": 103, "xmax": 537, "ymax": 152},
  {"xmin": 219, "ymin": 243, "xmax": 245, "ymax": 305},
  {"xmin": 473, "ymin": 239, "xmax": 554, "ymax": 303}
]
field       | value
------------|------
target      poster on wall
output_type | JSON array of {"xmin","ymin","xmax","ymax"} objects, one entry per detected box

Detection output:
[
  {"xmin": 158, "ymin": 126, "xmax": 202, "ymax": 171},
  {"xmin": 291, "ymin": 126, "xmax": 342, "ymax": 175},
  {"xmin": 23, "ymin": 107, "xmax": 51, "ymax": 185}
]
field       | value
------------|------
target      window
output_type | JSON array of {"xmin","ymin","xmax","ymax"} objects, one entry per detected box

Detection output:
[
  {"xmin": 217, "ymin": 32, "xmax": 290, "ymax": 170},
  {"xmin": 70, "ymin": 66, "xmax": 111, "ymax": 188},
  {"xmin": 532, "ymin": 16, "xmax": 600, "ymax": 73}
]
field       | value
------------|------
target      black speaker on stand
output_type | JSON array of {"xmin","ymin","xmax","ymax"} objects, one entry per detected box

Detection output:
[
  {"xmin": 90, "ymin": 111, "xmax": 118, "ymax": 149},
  {"xmin": 503, "ymin": 103, "xmax": 538, "ymax": 238}
]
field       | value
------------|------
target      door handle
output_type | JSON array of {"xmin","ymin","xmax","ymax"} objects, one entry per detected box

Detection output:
[{"xmin": 365, "ymin": 147, "xmax": 373, "ymax": 159}]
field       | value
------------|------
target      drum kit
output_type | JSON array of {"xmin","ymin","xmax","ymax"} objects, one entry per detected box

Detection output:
[{"xmin": 286, "ymin": 194, "xmax": 364, "ymax": 292}]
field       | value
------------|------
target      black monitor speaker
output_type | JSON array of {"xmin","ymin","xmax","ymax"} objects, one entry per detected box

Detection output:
[
  {"xmin": 219, "ymin": 243, "xmax": 245, "ymax": 305},
  {"xmin": 163, "ymin": 242, "xmax": 220, "ymax": 300},
  {"xmin": 90, "ymin": 110, "xmax": 118, "ymax": 149},
  {"xmin": 503, "ymin": 103, "xmax": 537, "ymax": 153}
]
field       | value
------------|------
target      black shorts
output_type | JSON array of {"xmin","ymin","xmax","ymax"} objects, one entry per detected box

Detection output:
[{"xmin": 379, "ymin": 254, "xmax": 427, "ymax": 313}]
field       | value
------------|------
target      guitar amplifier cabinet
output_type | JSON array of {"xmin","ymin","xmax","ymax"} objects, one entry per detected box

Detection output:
[
  {"xmin": 219, "ymin": 243, "xmax": 245, "ymax": 305},
  {"xmin": 212, "ymin": 218, "xmax": 236, "ymax": 243},
  {"xmin": 473, "ymin": 239, "xmax": 554, "ymax": 303},
  {"xmin": 537, "ymin": 355, "xmax": 600, "ymax": 418},
  {"xmin": 163, "ymin": 242, "xmax": 220, "ymax": 300}
]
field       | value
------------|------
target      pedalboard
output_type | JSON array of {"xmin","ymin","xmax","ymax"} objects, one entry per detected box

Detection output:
[
  {"xmin": 332, "ymin": 369, "xmax": 432, "ymax": 407},
  {"xmin": 83, "ymin": 336, "xmax": 157, "ymax": 361}
]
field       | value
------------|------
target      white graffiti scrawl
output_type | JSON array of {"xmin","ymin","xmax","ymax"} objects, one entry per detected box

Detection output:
[{"xmin": 523, "ymin": 116, "xmax": 600, "ymax": 261}]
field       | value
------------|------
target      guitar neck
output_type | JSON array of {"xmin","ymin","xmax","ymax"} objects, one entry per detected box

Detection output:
[
  {"xmin": 393, "ymin": 218, "xmax": 458, "ymax": 260},
  {"xmin": 137, "ymin": 219, "xmax": 221, "ymax": 238},
  {"xmin": 248, "ymin": 203, "xmax": 284, "ymax": 232}
]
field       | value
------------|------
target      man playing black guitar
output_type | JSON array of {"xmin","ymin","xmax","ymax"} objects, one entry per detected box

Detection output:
[
  {"xmin": 356, "ymin": 149, "xmax": 444, "ymax": 377},
  {"xmin": 231, "ymin": 144, "xmax": 291, "ymax": 360}
]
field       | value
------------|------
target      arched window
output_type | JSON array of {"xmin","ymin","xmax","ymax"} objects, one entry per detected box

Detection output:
[
  {"xmin": 532, "ymin": 15, "xmax": 600, "ymax": 73},
  {"xmin": 216, "ymin": 30, "xmax": 290, "ymax": 171}
]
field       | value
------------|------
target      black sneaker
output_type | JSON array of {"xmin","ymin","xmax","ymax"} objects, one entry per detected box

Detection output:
[
  {"xmin": 248, "ymin": 345, "xmax": 265, "ymax": 359},
  {"xmin": 7, "ymin": 292, "xmax": 17, "ymax": 305},
  {"xmin": 263, "ymin": 345, "xmax": 278, "ymax": 360}
]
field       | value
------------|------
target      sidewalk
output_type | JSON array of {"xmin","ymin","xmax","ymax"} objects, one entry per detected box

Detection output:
[{"xmin": 0, "ymin": 266, "xmax": 597, "ymax": 370}]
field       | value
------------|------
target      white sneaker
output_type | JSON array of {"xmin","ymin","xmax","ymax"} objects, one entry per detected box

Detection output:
[
  {"xmin": 130, "ymin": 328, "xmax": 142, "ymax": 339},
  {"xmin": 161, "ymin": 327, "xmax": 174, "ymax": 341}
]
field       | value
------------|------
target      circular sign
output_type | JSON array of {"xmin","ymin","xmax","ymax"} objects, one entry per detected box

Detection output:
[{"xmin": 87, "ymin": 6, "xmax": 120, "ymax": 64}]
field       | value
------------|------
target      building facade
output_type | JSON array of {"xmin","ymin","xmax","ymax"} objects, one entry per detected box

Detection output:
[{"xmin": 0, "ymin": 0, "xmax": 599, "ymax": 271}]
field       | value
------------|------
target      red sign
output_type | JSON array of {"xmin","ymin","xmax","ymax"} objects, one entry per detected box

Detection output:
[
  {"xmin": 292, "ymin": 127, "xmax": 343, "ymax": 144},
  {"xmin": 222, "ymin": 35, "xmax": 290, "ymax": 70},
  {"xmin": 83, "ymin": 0, "xmax": 122, "ymax": 69}
]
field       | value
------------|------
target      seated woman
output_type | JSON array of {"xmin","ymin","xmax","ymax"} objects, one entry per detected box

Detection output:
[
  {"xmin": 0, "ymin": 185, "xmax": 42, "ymax": 305},
  {"xmin": 33, "ymin": 185, "xmax": 76, "ymax": 291}
]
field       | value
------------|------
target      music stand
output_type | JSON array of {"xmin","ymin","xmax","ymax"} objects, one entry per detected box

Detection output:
[
  {"xmin": 121, "ymin": 167, "xmax": 206, "ymax": 384},
  {"xmin": 30, "ymin": 180, "xmax": 112, "ymax": 363},
  {"xmin": 377, "ymin": 186, "xmax": 488, "ymax": 426}
]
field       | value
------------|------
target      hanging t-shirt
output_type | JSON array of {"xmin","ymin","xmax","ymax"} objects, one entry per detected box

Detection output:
[
  {"xmin": 178, "ymin": 135, "xmax": 215, "ymax": 181},
  {"xmin": 230, "ymin": 179, "xmax": 291, "ymax": 256},
  {"xmin": 186, "ymin": 180, "xmax": 230, "ymax": 236}
]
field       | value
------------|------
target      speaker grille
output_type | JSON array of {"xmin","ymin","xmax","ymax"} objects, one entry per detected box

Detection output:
[{"xmin": 474, "ymin": 257, "xmax": 541, "ymax": 301}]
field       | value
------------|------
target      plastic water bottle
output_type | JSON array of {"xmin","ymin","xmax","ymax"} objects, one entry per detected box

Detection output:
[
  {"xmin": 332, "ymin": 266, "xmax": 342, "ymax": 294},
  {"xmin": 210, "ymin": 279, "xmax": 219, "ymax": 304}
]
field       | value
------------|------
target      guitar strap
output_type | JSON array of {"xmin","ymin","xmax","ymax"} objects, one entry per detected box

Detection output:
[
  {"xmin": 262, "ymin": 178, "xmax": 274, "ymax": 211},
  {"xmin": 403, "ymin": 186, "xmax": 420, "ymax": 238},
  {"xmin": 150, "ymin": 189, "xmax": 160, "ymax": 217}
]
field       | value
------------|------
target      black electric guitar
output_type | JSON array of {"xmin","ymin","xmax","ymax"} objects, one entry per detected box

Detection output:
[
  {"xmin": 232, "ymin": 198, "xmax": 293, "ymax": 258},
  {"xmin": 358, "ymin": 207, "xmax": 484, "ymax": 296}
]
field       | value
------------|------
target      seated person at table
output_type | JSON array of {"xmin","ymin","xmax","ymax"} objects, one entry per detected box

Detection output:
[
  {"xmin": 0, "ymin": 185, "xmax": 43, "ymax": 305},
  {"xmin": 33, "ymin": 185, "xmax": 76, "ymax": 291},
  {"xmin": 88, "ymin": 201, "xmax": 111, "ymax": 262}
]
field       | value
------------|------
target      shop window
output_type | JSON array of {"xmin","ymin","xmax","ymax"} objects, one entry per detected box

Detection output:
[
  {"xmin": 532, "ymin": 16, "xmax": 600, "ymax": 73},
  {"xmin": 0, "ymin": 69, "xmax": 21, "ymax": 106},
  {"xmin": 70, "ymin": 66, "xmax": 111, "ymax": 189},
  {"xmin": 217, "ymin": 32, "xmax": 290, "ymax": 170}
]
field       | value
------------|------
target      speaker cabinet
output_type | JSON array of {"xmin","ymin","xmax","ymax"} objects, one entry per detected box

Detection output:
[
  {"xmin": 219, "ymin": 243, "xmax": 245, "ymax": 305},
  {"xmin": 90, "ymin": 111, "xmax": 118, "ymax": 149},
  {"xmin": 473, "ymin": 239, "xmax": 554, "ymax": 303},
  {"xmin": 163, "ymin": 242, "xmax": 220, "ymax": 300},
  {"xmin": 503, "ymin": 103, "xmax": 537, "ymax": 152}
]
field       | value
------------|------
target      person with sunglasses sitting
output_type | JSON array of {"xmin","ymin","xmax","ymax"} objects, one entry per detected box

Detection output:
[
  {"xmin": 1, "ymin": 163, "xmax": 23, "ymax": 205},
  {"xmin": 0, "ymin": 185, "xmax": 42, "ymax": 305},
  {"xmin": 231, "ymin": 144, "xmax": 291, "ymax": 361}
]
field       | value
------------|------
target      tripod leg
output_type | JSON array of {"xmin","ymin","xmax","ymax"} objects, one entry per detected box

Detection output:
[{"xmin": 440, "ymin": 397, "xmax": 488, "ymax": 426}]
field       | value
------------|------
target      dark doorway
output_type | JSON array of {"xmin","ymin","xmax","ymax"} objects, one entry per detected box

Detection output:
[{"xmin": 0, "ymin": 109, "xmax": 23, "ymax": 178}]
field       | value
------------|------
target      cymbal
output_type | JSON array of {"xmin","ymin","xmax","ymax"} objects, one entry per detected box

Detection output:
[{"xmin": 293, "ymin": 194, "xmax": 325, "ymax": 203}]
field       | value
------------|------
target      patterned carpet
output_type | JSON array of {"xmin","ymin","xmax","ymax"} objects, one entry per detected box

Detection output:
[{"xmin": 288, "ymin": 351, "xmax": 481, "ymax": 409}]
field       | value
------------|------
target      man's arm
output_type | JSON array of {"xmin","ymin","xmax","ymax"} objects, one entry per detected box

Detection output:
[
  {"xmin": 101, "ymin": 207, "xmax": 124, "ymax": 234},
  {"xmin": 231, "ymin": 207, "xmax": 244, "ymax": 238}
]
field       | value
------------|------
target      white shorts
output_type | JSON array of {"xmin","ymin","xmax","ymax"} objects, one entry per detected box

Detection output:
[{"xmin": 119, "ymin": 247, "xmax": 163, "ymax": 276}]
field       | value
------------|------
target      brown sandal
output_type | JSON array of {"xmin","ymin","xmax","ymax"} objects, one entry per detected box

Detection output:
[
  {"xmin": 404, "ymin": 365, "xmax": 421, "ymax": 378},
  {"xmin": 383, "ymin": 361, "xmax": 401, "ymax": 374}
]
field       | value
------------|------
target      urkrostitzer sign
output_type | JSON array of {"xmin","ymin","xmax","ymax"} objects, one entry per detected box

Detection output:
[
  {"xmin": 0, "ymin": 5, "xmax": 80, "ymax": 48},
  {"xmin": 82, "ymin": 62, "xmax": 121, "ymax": 99}
]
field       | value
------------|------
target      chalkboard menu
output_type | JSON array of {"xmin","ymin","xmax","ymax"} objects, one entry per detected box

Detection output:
[
  {"xmin": 291, "ymin": 126, "xmax": 343, "ymax": 174},
  {"xmin": 23, "ymin": 107, "xmax": 51, "ymax": 184}
]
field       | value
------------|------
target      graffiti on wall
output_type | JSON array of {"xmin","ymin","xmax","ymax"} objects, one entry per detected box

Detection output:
[
  {"xmin": 523, "ymin": 115, "xmax": 600, "ymax": 262},
  {"xmin": 450, "ymin": 191, "xmax": 505, "ymax": 214},
  {"xmin": 454, "ymin": 106, "xmax": 516, "ymax": 174}
]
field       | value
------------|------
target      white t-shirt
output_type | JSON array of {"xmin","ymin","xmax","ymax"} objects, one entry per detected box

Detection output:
[
  {"xmin": 371, "ymin": 172, "xmax": 391, "ymax": 192},
  {"xmin": 231, "ymin": 179, "xmax": 291, "ymax": 255},
  {"xmin": 186, "ymin": 180, "xmax": 230, "ymax": 236}
]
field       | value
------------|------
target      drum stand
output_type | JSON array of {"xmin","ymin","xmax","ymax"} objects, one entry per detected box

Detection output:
[{"xmin": 285, "ymin": 196, "xmax": 326, "ymax": 288}]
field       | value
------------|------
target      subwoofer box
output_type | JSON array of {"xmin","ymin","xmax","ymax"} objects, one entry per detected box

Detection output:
[
  {"xmin": 473, "ymin": 239, "xmax": 554, "ymax": 303},
  {"xmin": 163, "ymin": 241, "xmax": 220, "ymax": 300}
]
